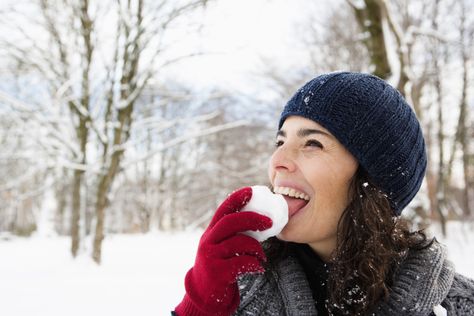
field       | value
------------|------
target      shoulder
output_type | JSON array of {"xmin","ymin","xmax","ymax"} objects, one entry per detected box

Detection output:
[
  {"xmin": 449, "ymin": 272, "xmax": 474, "ymax": 296},
  {"xmin": 373, "ymin": 240, "xmax": 454, "ymax": 315},
  {"xmin": 442, "ymin": 272, "xmax": 474, "ymax": 315}
]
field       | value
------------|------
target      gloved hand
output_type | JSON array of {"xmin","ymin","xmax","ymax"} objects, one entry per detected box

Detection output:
[{"xmin": 174, "ymin": 187, "xmax": 273, "ymax": 316}]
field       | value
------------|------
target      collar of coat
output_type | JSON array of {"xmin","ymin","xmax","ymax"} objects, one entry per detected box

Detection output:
[{"xmin": 238, "ymin": 240, "xmax": 454, "ymax": 316}]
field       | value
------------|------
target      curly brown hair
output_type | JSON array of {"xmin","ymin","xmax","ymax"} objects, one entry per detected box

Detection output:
[{"xmin": 264, "ymin": 167, "xmax": 431, "ymax": 315}]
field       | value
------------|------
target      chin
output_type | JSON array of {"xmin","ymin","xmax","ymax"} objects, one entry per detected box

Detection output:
[
  {"xmin": 276, "ymin": 228, "xmax": 302, "ymax": 243},
  {"xmin": 276, "ymin": 231, "xmax": 290, "ymax": 242},
  {"xmin": 276, "ymin": 233, "xmax": 286, "ymax": 241}
]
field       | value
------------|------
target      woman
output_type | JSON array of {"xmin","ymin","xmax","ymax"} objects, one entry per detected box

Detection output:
[{"xmin": 174, "ymin": 72, "xmax": 474, "ymax": 315}]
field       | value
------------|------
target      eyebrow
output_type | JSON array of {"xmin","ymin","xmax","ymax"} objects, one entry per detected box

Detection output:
[{"xmin": 276, "ymin": 128, "xmax": 333, "ymax": 139}]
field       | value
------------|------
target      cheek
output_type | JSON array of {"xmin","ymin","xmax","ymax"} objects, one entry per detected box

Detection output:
[
  {"xmin": 267, "ymin": 154, "xmax": 276, "ymax": 183},
  {"xmin": 306, "ymin": 167, "xmax": 353, "ymax": 212},
  {"xmin": 305, "ymin": 199, "xmax": 344, "ymax": 240},
  {"xmin": 317, "ymin": 181, "xmax": 352, "ymax": 215}
]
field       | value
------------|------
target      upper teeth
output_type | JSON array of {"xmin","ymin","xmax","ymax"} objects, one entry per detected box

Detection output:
[{"xmin": 274, "ymin": 186, "xmax": 310, "ymax": 201}]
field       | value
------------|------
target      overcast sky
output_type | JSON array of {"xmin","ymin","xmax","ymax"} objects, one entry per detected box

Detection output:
[{"xmin": 163, "ymin": 0, "xmax": 331, "ymax": 93}]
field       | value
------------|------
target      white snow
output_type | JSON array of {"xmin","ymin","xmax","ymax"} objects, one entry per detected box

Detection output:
[
  {"xmin": 0, "ymin": 232, "xmax": 200, "ymax": 316},
  {"xmin": 433, "ymin": 304, "xmax": 447, "ymax": 316},
  {"xmin": 0, "ymin": 221, "xmax": 472, "ymax": 316},
  {"xmin": 241, "ymin": 185, "xmax": 288, "ymax": 242}
]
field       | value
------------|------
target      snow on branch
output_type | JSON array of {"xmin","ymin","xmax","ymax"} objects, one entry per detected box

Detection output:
[
  {"xmin": 134, "ymin": 110, "xmax": 219, "ymax": 130},
  {"xmin": 123, "ymin": 120, "xmax": 249, "ymax": 167},
  {"xmin": 53, "ymin": 81, "xmax": 109, "ymax": 146},
  {"xmin": 378, "ymin": 0, "xmax": 403, "ymax": 46},
  {"xmin": 0, "ymin": 90, "xmax": 81, "ymax": 157},
  {"xmin": 56, "ymin": 157, "xmax": 101, "ymax": 174},
  {"xmin": 346, "ymin": 0, "xmax": 366, "ymax": 10},
  {"xmin": 407, "ymin": 26, "xmax": 453, "ymax": 43},
  {"xmin": 378, "ymin": 0, "xmax": 452, "ymax": 89},
  {"xmin": 119, "ymin": 111, "xmax": 221, "ymax": 150},
  {"xmin": 158, "ymin": 0, "xmax": 209, "ymax": 32}
]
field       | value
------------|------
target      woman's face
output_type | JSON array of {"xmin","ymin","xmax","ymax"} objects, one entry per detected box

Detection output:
[{"xmin": 268, "ymin": 116, "xmax": 358, "ymax": 260}]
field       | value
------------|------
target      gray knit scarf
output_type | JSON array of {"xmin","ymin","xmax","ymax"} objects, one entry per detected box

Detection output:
[{"xmin": 235, "ymin": 241, "xmax": 474, "ymax": 315}]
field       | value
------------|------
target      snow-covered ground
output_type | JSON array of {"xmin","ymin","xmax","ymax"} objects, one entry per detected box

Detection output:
[
  {"xmin": 0, "ymin": 232, "xmax": 201, "ymax": 316},
  {"xmin": 0, "ymin": 222, "xmax": 473, "ymax": 316}
]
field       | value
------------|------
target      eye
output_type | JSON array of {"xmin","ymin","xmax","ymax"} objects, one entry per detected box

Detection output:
[
  {"xmin": 274, "ymin": 139, "xmax": 284, "ymax": 147},
  {"xmin": 305, "ymin": 139, "xmax": 323, "ymax": 149}
]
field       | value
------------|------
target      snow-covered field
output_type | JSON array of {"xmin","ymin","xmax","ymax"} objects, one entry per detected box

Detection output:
[
  {"xmin": 0, "ymin": 232, "xmax": 201, "ymax": 316},
  {"xmin": 1, "ymin": 222, "xmax": 473, "ymax": 316}
]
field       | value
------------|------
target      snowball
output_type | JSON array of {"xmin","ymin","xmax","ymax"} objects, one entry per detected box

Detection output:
[{"xmin": 240, "ymin": 185, "xmax": 288, "ymax": 242}]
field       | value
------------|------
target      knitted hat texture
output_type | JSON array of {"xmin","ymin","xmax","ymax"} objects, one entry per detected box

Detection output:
[{"xmin": 279, "ymin": 72, "xmax": 426, "ymax": 215}]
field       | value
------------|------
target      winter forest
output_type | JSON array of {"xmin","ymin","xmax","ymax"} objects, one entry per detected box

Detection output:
[{"xmin": 0, "ymin": 0, "xmax": 473, "ymax": 315}]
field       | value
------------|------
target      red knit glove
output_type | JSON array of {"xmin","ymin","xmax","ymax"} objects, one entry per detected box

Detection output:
[{"xmin": 175, "ymin": 187, "xmax": 272, "ymax": 316}]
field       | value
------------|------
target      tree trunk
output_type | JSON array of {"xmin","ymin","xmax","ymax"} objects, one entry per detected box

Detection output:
[
  {"xmin": 435, "ymin": 75, "xmax": 447, "ymax": 235},
  {"xmin": 71, "ymin": 0, "xmax": 93, "ymax": 257},
  {"xmin": 351, "ymin": 0, "xmax": 391, "ymax": 80},
  {"xmin": 70, "ymin": 169, "xmax": 82, "ymax": 256},
  {"xmin": 71, "ymin": 117, "xmax": 88, "ymax": 257},
  {"xmin": 92, "ymin": 104, "xmax": 134, "ymax": 263},
  {"xmin": 458, "ymin": 1, "xmax": 471, "ymax": 218},
  {"xmin": 445, "ymin": 51, "xmax": 470, "ymax": 217},
  {"xmin": 55, "ymin": 174, "xmax": 68, "ymax": 235},
  {"xmin": 432, "ymin": 0, "xmax": 447, "ymax": 236},
  {"xmin": 92, "ymin": 174, "xmax": 108, "ymax": 264}
]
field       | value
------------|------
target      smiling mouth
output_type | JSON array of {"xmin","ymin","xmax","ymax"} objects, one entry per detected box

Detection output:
[{"xmin": 273, "ymin": 186, "xmax": 310, "ymax": 217}]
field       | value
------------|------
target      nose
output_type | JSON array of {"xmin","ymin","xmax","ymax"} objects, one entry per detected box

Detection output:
[{"xmin": 269, "ymin": 144, "xmax": 297, "ymax": 174}]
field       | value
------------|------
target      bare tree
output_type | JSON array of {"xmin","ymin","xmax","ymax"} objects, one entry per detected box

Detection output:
[
  {"xmin": 99, "ymin": 85, "xmax": 267, "ymax": 233},
  {"xmin": 445, "ymin": 0, "xmax": 473, "ymax": 219},
  {"xmin": 0, "ymin": 0, "xmax": 226, "ymax": 263},
  {"xmin": 348, "ymin": 0, "xmax": 392, "ymax": 79}
]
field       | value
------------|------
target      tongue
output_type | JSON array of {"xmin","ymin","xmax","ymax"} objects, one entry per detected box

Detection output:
[{"xmin": 282, "ymin": 196, "xmax": 308, "ymax": 217}]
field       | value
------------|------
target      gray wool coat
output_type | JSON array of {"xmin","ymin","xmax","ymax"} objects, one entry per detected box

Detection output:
[{"xmin": 234, "ymin": 241, "xmax": 474, "ymax": 315}]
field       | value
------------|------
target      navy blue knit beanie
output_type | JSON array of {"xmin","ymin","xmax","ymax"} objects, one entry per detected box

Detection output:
[{"xmin": 279, "ymin": 72, "xmax": 426, "ymax": 215}]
